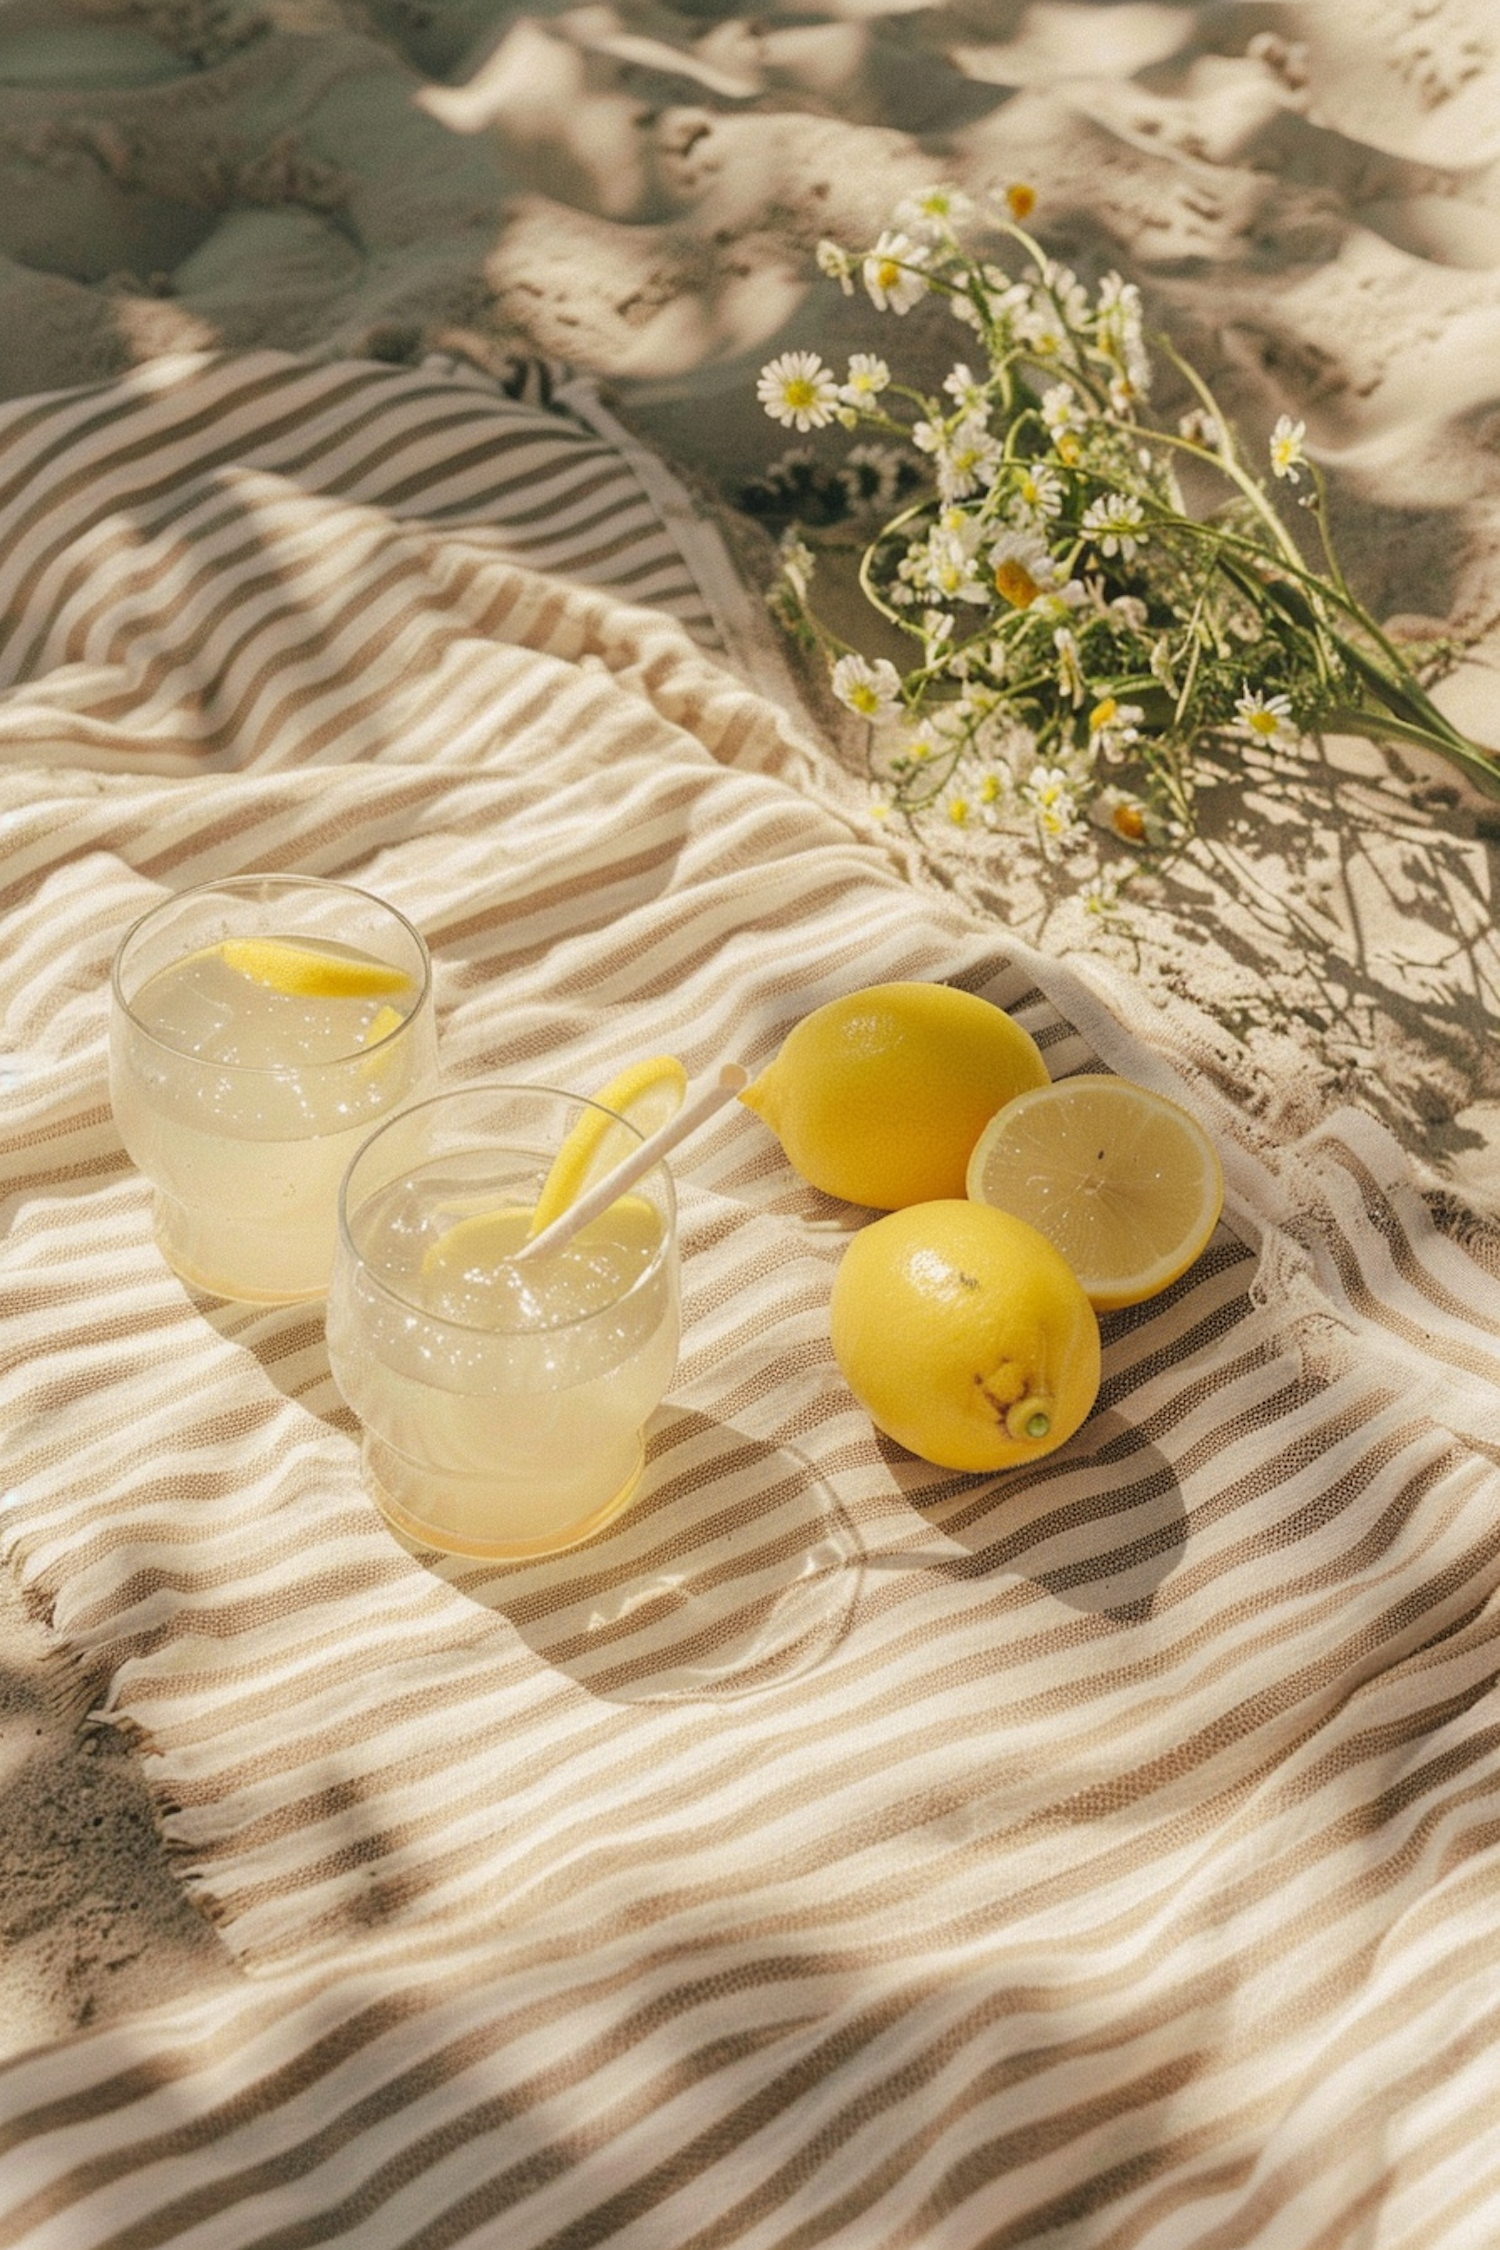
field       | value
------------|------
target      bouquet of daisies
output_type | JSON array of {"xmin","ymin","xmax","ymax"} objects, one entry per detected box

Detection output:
[{"xmin": 753, "ymin": 185, "xmax": 1497, "ymax": 861}]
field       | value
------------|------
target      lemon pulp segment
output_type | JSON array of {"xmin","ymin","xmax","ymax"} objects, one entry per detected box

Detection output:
[
  {"xmin": 215, "ymin": 936, "xmax": 413, "ymax": 1001},
  {"xmin": 527, "ymin": 1054, "xmax": 688, "ymax": 1237},
  {"xmin": 965, "ymin": 1074, "xmax": 1224, "ymax": 1311}
]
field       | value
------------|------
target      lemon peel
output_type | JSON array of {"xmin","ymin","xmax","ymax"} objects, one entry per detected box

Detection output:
[
  {"xmin": 527, "ymin": 1055, "xmax": 687, "ymax": 1238},
  {"xmin": 830, "ymin": 1199, "xmax": 1099, "ymax": 1471},
  {"xmin": 966, "ymin": 1074, "xmax": 1224, "ymax": 1310},
  {"xmin": 741, "ymin": 982, "xmax": 1048, "ymax": 1210},
  {"xmin": 214, "ymin": 936, "xmax": 413, "ymax": 1001}
]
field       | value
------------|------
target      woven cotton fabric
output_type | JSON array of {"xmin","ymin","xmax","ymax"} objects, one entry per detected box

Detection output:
[{"xmin": 1, "ymin": 351, "xmax": 1499, "ymax": 2250}]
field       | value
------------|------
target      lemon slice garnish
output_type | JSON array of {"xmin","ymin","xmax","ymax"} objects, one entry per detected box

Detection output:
[
  {"xmin": 214, "ymin": 936, "xmax": 413, "ymax": 1001},
  {"xmin": 966, "ymin": 1074, "xmax": 1224, "ymax": 1311},
  {"xmin": 527, "ymin": 1055, "xmax": 688, "ymax": 1237},
  {"xmin": 421, "ymin": 1194, "xmax": 662, "ymax": 1284}
]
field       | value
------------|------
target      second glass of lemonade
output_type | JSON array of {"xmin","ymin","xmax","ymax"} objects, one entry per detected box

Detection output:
[
  {"xmin": 110, "ymin": 876, "xmax": 438, "ymax": 1303},
  {"xmin": 326, "ymin": 1085, "xmax": 681, "ymax": 1560}
]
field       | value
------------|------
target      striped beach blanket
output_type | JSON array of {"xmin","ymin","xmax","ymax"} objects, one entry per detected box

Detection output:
[{"xmin": 2, "ymin": 350, "xmax": 1498, "ymax": 2250}]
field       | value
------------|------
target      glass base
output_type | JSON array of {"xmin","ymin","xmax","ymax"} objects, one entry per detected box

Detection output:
[
  {"xmin": 364, "ymin": 1437, "xmax": 647, "ymax": 1563},
  {"xmin": 153, "ymin": 1199, "xmax": 329, "ymax": 1306}
]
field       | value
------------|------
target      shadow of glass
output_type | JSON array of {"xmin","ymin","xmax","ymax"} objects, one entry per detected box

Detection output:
[
  {"xmin": 394, "ymin": 1407, "xmax": 866, "ymax": 1706},
  {"xmin": 863, "ymin": 1411, "xmax": 1187, "ymax": 1620}
]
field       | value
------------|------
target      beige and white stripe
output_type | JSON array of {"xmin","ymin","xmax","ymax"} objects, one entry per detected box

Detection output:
[{"xmin": 1, "ymin": 352, "xmax": 1498, "ymax": 2249}]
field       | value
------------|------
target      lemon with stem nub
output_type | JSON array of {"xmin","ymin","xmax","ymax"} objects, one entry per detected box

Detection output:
[
  {"xmin": 966, "ymin": 1074, "xmax": 1224, "ymax": 1310},
  {"xmin": 741, "ymin": 982, "xmax": 1048, "ymax": 1210},
  {"xmin": 830, "ymin": 1199, "xmax": 1100, "ymax": 1471}
]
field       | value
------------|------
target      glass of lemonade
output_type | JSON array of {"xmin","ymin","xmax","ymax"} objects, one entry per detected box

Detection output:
[
  {"xmin": 326, "ymin": 1084, "xmax": 681, "ymax": 1560},
  {"xmin": 110, "ymin": 876, "xmax": 437, "ymax": 1304}
]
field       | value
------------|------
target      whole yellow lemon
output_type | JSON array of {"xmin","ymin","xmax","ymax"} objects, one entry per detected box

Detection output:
[
  {"xmin": 829, "ymin": 1200, "xmax": 1100, "ymax": 1471},
  {"xmin": 741, "ymin": 982, "xmax": 1048, "ymax": 1209}
]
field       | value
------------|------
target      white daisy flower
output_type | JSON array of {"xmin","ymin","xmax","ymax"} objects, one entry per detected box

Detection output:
[
  {"xmin": 1095, "ymin": 272, "xmax": 1151, "ymax": 397},
  {"xmin": 894, "ymin": 183, "xmax": 975, "ymax": 236},
  {"xmin": 989, "ymin": 526, "xmax": 1059, "ymax": 610},
  {"xmin": 1177, "ymin": 406, "xmax": 1222, "ymax": 451},
  {"xmin": 1041, "ymin": 261, "xmax": 1091, "ymax": 327},
  {"xmin": 1015, "ymin": 298, "xmax": 1073, "ymax": 360},
  {"xmin": 756, "ymin": 351, "xmax": 841, "ymax": 432},
  {"xmin": 863, "ymin": 232, "xmax": 930, "ymax": 314},
  {"xmin": 1086, "ymin": 695, "xmax": 1144, "ymax": 759},
  {"xmin": 1082, "ymin": 866, "xmax": 1123, "ymax": 917},
  {"xmin": 1040, "ymin": 383, "xmax": 1083, "ymax": 438},
  {"xmin": 1269, "ymin": 414, "xmax": 1307, "ymax": 482},
  {"xmin": 1082, "ymin": 492, "xmax": 1148, "ymax": 561},
  {"xmin": 937, "ymin": 416, "xmax": 1002, "ymax": 501},
  {"xmin": 831, "ymin": 652, "xmax": 903, "ymax": 719},
  {"xmin": 1089, "ymin": 786, "xmax": 1160, "ymax": 846},
  {"xmin": 840, "ymin": 353, "xmax": 892, "ymax": 404},
  {"xmin": 1010, "ymin": 461, "xmax": 1064, "ymax": 519},
  {"xmin": 1030, "ymin": 581, "xmax": 1088, "ymax": 620},
  {"xmin": 1024, "ymin": 762, "xmax": 1081, "ymax": 840},
  {"xmin": 942, "ymin": 363, "xmax": 988, "ymax": 414},
  {"xmin": 816, "ymin": 239, "xmax": 856, "ymax": 294},
  {"xmin": 1235, "ymin": 687, "xmax": 1298, "ymax": 745}
]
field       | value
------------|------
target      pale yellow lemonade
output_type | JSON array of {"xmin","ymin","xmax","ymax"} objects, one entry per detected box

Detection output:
[
  {"xmin": 328, "ymin": 1145, "xmax": 680, "ymax": 1558},
  {"xmin": 112, "ymin": 936, "xmax": 428, "ymax": 1302}
]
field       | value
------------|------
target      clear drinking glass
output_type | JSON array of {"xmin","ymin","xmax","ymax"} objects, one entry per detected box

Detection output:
[
  {"xmin": 109, "ymin": 876, "xmax": 438, "ymax": 1304},
  {"xmin": 327, "ymin": 1084, "xmax": 681, "ymax": 1561}
]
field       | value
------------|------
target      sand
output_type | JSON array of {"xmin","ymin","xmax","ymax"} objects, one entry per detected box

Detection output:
[{"xmin": 2, "ymin": 0, "xmax": 1498, "ymax": 2057}]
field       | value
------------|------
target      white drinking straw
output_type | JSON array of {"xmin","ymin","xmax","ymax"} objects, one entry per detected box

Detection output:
[{"xmin": 510, "ymin": 1061, "xmax": 751, "ymax": 1264}]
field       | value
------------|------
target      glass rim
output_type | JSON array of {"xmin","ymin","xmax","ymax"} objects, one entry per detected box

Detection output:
[
  {"xmin": 335, "ymin": 1080, "xmax": 679, "ymax": 1339},
  {"xmin": 109, "ymin": 874, "xmax": 433, "ymax": 1075}
]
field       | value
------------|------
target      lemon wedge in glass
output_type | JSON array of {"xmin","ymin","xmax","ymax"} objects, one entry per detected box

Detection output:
[
  {"xmin": 965, "ymin": 1074, "xmax": 1224, "ymax": 1311},
  {"xmin": 214, "ymin": 936, "xmax": 413, "ymax": 1000},
  {"xmin": 527, "ymin": 1055, "xmax": 688, "ymax": 1238}
]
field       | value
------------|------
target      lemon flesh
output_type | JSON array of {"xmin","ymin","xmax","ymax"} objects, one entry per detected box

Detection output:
[
  {"xmin": 215, "ymin": 936, "xmax": 413, "ymax": 1001},
  {"xmin": 966, "ymin": 1074, "xmax": 1224, "ymax": 1311},
  {"xmin": 830, "ymin": 1200, "xmax": 1099, "ymax": 1471},
  {"xmin": 527, "ymin": 1054, "xmax": 687, "ymax": 1237},
  {"xmin": 741, "ymin": 982, "xmax": 1048, "ymax": 1210}
]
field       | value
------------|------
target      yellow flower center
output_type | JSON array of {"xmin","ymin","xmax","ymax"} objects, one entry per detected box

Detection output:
[
  {"xmin": 979, "ymin": 773, "xmax": 1001, "ymax": 803},
  {"xmin": 947, "ymin": 798, "xmax": 970, "ymax": 826},
  {"xmin": 1247, "ymin": 708, "xmax": 1279, "ymax": 738},
  {"xmin": 994, "ymin": 560, "xmax": 1042, "ymax": 608},
  {"xmin": 1089, "ymin": 697, "xmax": 1118, "ymax": 731},
  {"xmin": 877, "ymin": 260, "xmax": 901, "ymax": 293},
  {"xmin": 1112, "ymin": 802, "xmax": 1146, "ymax": 841},
  {"xmin": 1057, "ymin": 434, "xmax": 1081, "ymax": 467},
  {"xmin": 784, "ymin": 378, "xmax": 818, "ymax": 411},
  {"xmin": 848, "ymin": 684, "xmax": 881, "ymax": 715},
  {"xmin": 1006, "ymin": 183, "xmax": 1037, "ymax": 220}
]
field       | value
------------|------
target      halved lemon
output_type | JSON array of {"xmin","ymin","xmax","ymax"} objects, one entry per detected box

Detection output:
[
  {"xmin": 526, "ymin": 1055, "xmax": 688, "ymax": 1237},
  {"xmin": 215, "ymin": 936, "xmax": 413, "ymax": 1000},
  {"xmin": 965, "ymin": 1074, "xmax": 1224, "ymax": 1311}
]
